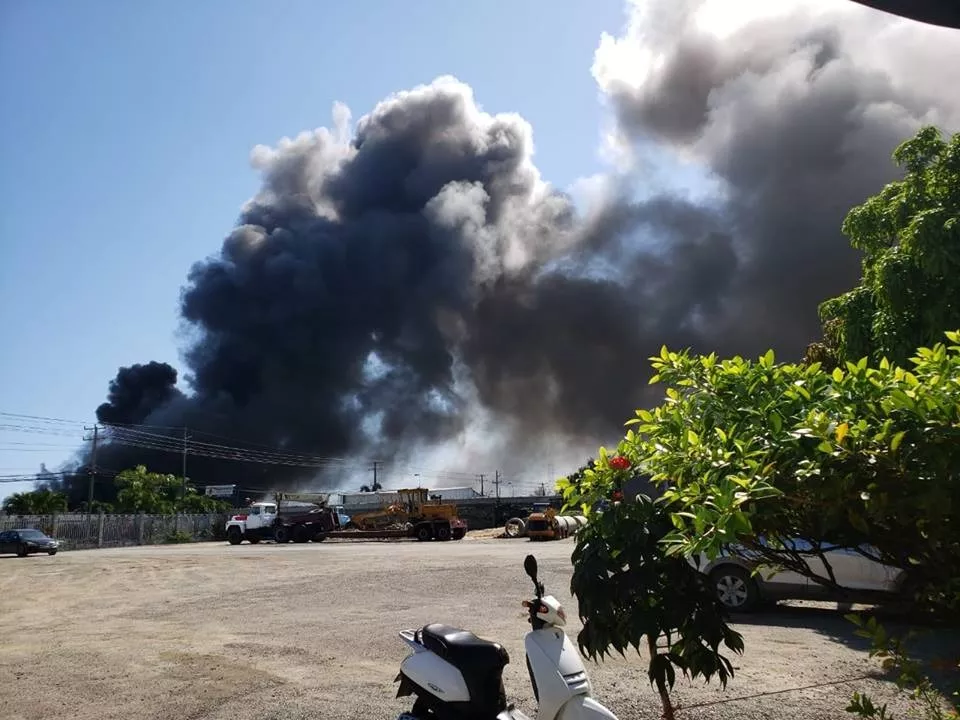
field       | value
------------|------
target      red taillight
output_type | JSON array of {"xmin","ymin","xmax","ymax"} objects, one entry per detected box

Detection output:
[{"xmin": 232, "ymin": 514, "xmax": 248, "ymax": 521}]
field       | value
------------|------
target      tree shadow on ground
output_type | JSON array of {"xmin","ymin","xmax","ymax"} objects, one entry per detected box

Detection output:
[{"xmin": 732, "ymin": 601, "xmax": 959, "ymax": 708}]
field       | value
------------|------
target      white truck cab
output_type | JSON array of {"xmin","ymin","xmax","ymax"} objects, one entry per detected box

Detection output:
[{"xmin": 226, "ymin": 502, "xmax": 277, "ymax": 544}]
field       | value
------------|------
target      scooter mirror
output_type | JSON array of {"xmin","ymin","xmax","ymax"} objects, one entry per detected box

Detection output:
[{"xmin": 523, "ymin": 554, "xmax": 538, "ymax": 581}]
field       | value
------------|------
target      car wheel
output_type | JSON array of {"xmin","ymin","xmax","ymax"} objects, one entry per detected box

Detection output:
[
  {"xmin": 48, "ymin": 549, "xmax": 58, "ymax": 556},
  {"xmin": 710, "ymin": 565, "xmax": 760, "ymax": 612},
  {"xmin": 17, "ymin": 543, "xmax": 28, "ymax": 558}
]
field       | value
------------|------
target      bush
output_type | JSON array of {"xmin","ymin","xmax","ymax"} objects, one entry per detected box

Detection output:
[{"xmin": 163, "ymin": 530, "xmax": 195, "ymax": 544}]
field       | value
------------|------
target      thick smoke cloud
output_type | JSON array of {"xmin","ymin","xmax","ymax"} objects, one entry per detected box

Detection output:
[
  {"xmin": 74, "ymin": 0, "xmax": 959, "ymax": 496},
  {"xmin": 593, "ymin": 0, "xmax": 960, "ymax": 356},
  {"xmin": 95, "ymin": 361, "xmax": 184, "ymax": 426}
]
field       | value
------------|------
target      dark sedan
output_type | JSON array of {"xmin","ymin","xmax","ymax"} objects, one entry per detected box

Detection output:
[{"xmin": 0, "ymin": 528, "xmax": 60, "ymax": 557}]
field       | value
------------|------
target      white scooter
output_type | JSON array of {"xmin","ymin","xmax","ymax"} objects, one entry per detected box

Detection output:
[{"xmin": 393, "ymin": 554, "xmax": 619, "ymax": 720}]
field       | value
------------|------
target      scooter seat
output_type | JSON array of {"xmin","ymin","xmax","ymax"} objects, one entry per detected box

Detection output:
[{"xmin": 420, "ymin": 623, "xmax": 510, "ymax": 674}]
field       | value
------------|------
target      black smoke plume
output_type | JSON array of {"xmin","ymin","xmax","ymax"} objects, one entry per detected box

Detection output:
[{"xmin": 51, "ymin": 1, "xmax": 959, "ymax": 503}]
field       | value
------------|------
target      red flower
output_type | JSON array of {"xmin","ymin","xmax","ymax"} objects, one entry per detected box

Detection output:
[
  {"xmin": 612, "ymin": 490, "xmax": 624, "ymax": 503},
  {"xmin": 609, "ymin": 455, "xmax": 631, "ymax": 471}
]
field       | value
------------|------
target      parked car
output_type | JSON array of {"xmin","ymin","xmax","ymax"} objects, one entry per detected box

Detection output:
[
  {"xmin": 0, "ymin": 528, "xmax": 60, "ymax": 557},
  {"xmin": 695, "ymin": 538, "xmax": 910, "ymax": 612}
]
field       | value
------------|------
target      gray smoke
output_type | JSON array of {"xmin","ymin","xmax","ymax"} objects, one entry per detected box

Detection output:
[
  {"xmin": 84, "ymin": 1, "xmax": 959, "ymax": 492},
  {"xmin": 593, "ymin": 0, "xmax": 960, "ymax": 357}
]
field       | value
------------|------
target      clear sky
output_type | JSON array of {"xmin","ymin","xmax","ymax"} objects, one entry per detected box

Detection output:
[{"xmin": 0, "ymin": 0, "xmax": 629, "ymax": 501}]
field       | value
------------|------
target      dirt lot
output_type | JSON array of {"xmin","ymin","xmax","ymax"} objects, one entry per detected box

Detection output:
[{"xmin": 0, "ymin": 537, "xmax": 950, "ymax": 720}]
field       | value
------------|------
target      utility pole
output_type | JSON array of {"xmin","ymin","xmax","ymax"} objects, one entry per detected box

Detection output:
[
  {"xmin": 181, "ymin": 426, "xmax": 190, "ymax": 498},
  {"xmin": 372, "ymin": 461, "xmax": 381, "ymax": 490},
  {"xmin": 83, "ymin": 424, "xmax": 99, "ymax": 510},
  {"xmin": 478, "ymin": 473, "xmax": 485, "ymax": 497},
  {"xmin": 492, "ymin": 470, "xmax": 502, "ymax": 526}
]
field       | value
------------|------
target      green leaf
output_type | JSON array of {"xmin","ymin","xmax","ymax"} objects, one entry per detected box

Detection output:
[
  {"xmin": 769, "ymin": 412, "xmax": 783, "ymax": 433},
  {"xmin": 890, "ymin": 430, "xmax": 906, "ymax": 452}
]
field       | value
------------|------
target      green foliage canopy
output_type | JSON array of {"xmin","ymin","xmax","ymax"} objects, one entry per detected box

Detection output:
[
  {"xmin": 817, "ymin": 126, "xmax": 960, "ymax": 367},
  {"xmin": 1, "ymin": 488, "xmax": 68, "ymax": 515},
  {"xmin": 114, "ymin": 465, "xmax": 231, "ymax": 514},
  {"xmin": 577, "ymin": 332, "xmax": 960, "ymax": 615}
]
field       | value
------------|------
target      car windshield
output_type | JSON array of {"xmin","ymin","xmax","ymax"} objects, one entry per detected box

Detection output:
[{"xmin": 18, "ymin": 529, "xmax": 48, "ymax": 539}]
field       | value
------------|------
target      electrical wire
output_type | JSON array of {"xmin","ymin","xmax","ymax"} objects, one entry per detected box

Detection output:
[{"xmin": 0, "ymin": 409, "xmax": 551, "ymax": 492}]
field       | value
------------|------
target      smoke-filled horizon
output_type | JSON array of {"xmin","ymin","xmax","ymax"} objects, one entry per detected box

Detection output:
[{"xmin": 45, "ymin": 0, "xmax": 960, "ymax": 501}]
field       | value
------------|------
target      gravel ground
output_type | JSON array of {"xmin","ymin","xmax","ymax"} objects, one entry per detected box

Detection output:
[{"xmin": 0, "ymin": 537, "xmax": 950, "ymax": 720}]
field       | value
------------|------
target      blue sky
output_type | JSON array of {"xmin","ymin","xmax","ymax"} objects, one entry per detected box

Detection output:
[{"xmin": 0, "ymin": 0, "xmax": 632, "ymax": 501}]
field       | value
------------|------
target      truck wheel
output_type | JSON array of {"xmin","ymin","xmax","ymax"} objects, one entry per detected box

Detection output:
[
  {"xmin": 275, "ymin": 526, "xmax": 291, "ymax": 544},
  {"xmin": 416, "ymin": 525, "xmax": 431, "ymax": 541},
  {"xmin": 436, "ymin": 525, "xmax": 451, "ymax": 541},
  {"xmin": 227, "ymin": 527, "xmax": 243, "ymax": 545},
  {"xmin": 293, "ymin": 525, "xmax": 310, "ymax": 543}
]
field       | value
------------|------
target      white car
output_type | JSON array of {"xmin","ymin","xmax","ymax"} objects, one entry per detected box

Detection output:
[{"xmin": 694, "ymin": 538, "xmax": 911, "ymax": 612}]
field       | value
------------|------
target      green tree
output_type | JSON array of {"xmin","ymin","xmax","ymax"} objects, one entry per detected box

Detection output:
[
  {"xmin": 113, "ymin": 465, "xmax": 233, "ymax": 514},
  {"xmin": 601, "ymin": 333, "xmax": 960, "ymax": 614},
  {"xmin": 565, "ymin": 333, "xmax": 960, "ymax": 716},
  {"xmin": 178, "ymin": 489, "xmax": 231, "ymax": 514},
  {"xmin": 812, "ymin": 126, "xmax": 960, "ymax": 367},
  {"xmin": 561, "ymin": 473, "xmax": 744, "ymax": 720},
  {"xmin": 114, "ymin": 465, "xmax": 182, "ymax": 514},
  {"xmin": 2, "ymin": 488, "xmax": 68, "ymax": 515}
]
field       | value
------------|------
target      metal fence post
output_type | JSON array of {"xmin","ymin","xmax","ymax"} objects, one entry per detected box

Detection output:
[
  {"xmin": 137, "ymin": 512, "xmax": 145, "ymax": 545},
  {"xmin": 97, "ymin": 511, "xmax": 105, "ymax": 548}
]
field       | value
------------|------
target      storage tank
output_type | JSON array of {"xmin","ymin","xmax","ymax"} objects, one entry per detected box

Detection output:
[{"xmin": 554, "ymin": 515, "xmax": 578, "ymax": 538}]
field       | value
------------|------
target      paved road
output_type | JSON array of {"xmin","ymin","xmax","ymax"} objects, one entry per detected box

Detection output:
[{"xmin": 0, "ymin": 538, "xmax": 932, "ymax": 719}]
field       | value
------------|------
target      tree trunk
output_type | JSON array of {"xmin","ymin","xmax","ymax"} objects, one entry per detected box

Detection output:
[{"xmin": 648, "ymin": 635, "xmax": 676, "ymax": 720}]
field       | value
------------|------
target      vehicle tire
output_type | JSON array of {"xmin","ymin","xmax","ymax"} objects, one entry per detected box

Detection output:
[
  {"xmin": 293, "ymin": 525, "xmax": 311, "ymax": 543},
  {"xmin": 247, "ymin": 536, "xmax": 260, "ymax": 544},
  {"xmin": 710, "ymin": 565, "xmax": 760, "ymax": 612},
  {"xmin": 227, "ymin": 527, "xmax": 243, "ymax": 545},
  {"xmin": 274, "ymin": 526, "xmax": 291, "ymax": 544},
  {"xmin": 504, "ymin": 518, "xmax": 526, "ymax": 538},
  {"xmin": 311, "ymin": 534, "xmax": 327, "ymax": 542},
  {"xmin": 436, "ymin": 525, "xmax": 451, "ymax": 541},
  {"xmin": 452, "ymin": 527, "xmax": 466, "ymax": 540},
  {"xmin": 17, "ymin": 543, "xmax": 28, "ymax": 557},
  {"xmin": 416, "ymin": 525, "xmax": 431, "ymax": 542},
  {"xmin": 47, "ymin": 549, "xmax": 57, "ymax": 556}
]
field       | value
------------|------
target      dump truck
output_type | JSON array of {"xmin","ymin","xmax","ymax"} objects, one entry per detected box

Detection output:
[{"xmin": 225, "ymin": 492, "xmax": 339, "ymax": 545}]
